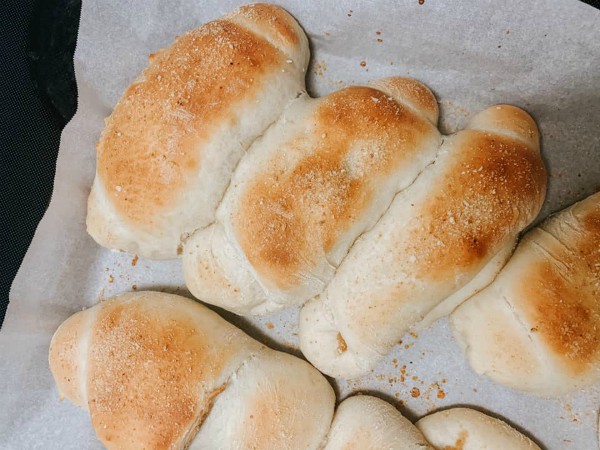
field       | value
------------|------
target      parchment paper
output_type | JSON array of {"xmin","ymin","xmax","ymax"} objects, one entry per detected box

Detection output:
[{"xmin": 2, "ymin": 1, "xmax": 600, "ymax": 449}]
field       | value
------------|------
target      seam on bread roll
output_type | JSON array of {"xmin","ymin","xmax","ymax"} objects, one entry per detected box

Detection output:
[
  {"xmin": 186, "ymin": 350, "xmax": 261, "ymax": 448},
  {"xmin": 226, "ymin": 5, "xmax": 309, "ymax": 68},
  {"xmin": 180, "ymin": 90, "xmax": 308, "ymax": 251},
  {"xmin": 415, "ymin": 238, "xmax": 516, "ymax": 329}
]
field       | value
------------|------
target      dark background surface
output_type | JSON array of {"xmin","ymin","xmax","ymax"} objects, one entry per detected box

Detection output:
[{"xmin": 1, "ymin": 0, "xmax": 599, "ymax": 328}]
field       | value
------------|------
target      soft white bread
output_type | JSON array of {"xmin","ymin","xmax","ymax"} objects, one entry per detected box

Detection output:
[
  {"xmin": 451, "ymin": 191, "xmax": 600, "ymax": 395},
  {"xmin": 49, "ymin": 291, "xmax": 334, "ymax": 449},
  {"xmin": 183, "ymin": 77, "xmax": 442, "ymax": 314},
  {"xmin": 300, "ymin": 105, "xmax": 547, "ymax": 378},
  {"xmin": 87, "ymin": 4, "xmax": 309, "ymax": 259},
  {"xmin": 322, "ymin": 395, "xmax": 433, "ymax": 450},
  {"xmin": 416, "ymin": 408, "xmax": 541, "ymax": 450}
]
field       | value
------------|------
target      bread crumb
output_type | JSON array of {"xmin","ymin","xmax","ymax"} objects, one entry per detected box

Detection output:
[
  {"xmin": 131, "ymin": 255, "xmax": 139, "ymax": 266},
  {"xmin": 336, "ymin": 332, "xmax": 348, "ymax": 354},
  {"xmin": 410, "ymin": 387, "xmax": 420, "ymax": 398}
]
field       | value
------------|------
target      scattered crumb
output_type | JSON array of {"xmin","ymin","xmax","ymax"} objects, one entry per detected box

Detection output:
[
  {"xmin": 313, "ymin": 61, "xmax": 327, "ymax": 77},
  {"xmin": 108, "ymin": 275, "xmax": 114, "ymax": 283},
  {"xmin": 359, "ymin": 60, "xmax": 367, "ymax": 67},
  {"xmin": 410, "ymin": 387, "xmax": 421, "ymax": 398},
  {"xmin": 337, "ymin": 332, "xmax": 348, "ymax": 354},
  {"xmin": 131, "ymin": 255, "xmax": 139, "ymax": 266},
  {"xmin": 324, "ymin": 32, "xmax": 331, "ymax": 36},
  {"xmin": 132, "ymin": 284, "xmax": 138, "ymax": 290},
  {"xmin": 437, "ymin": 389, "xmax": 446, "ymax": 399},
  {"xmin": 266, "ymin": 322, "xmax": 274, "ymax": 330},
  {"xmin": 347, "ymin": 10, "xmax": 353, "ymax": 17},
  {"xmin": 418, "ymin": 0, "xmax": 425, "ymax": 4}
]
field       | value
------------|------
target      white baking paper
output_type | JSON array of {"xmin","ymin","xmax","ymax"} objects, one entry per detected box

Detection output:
[{"xmin": 2, "ymin": 1, "xmax": 600, "ymax": 449}]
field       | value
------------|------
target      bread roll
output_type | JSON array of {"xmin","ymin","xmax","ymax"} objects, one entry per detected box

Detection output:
[
  {"xmin": 87, "ymin": 4, "xmax": 309, "ymax": 259},
  {"xmin": 416, "ymin": 408, "xmax": 541, "ymax": 449},
  {"xmin": 300, "ymin": 105, "xmax": 547, "ymax": 378},
  {"xmin": 322, "ymin": 395, "xmax": 433, "ymax": 450},
  {"xmin": 183, "ymin": 77, "xmax": 441, "ymax": 314},
  {"xmin": 451, "ymin": 191, "xmax": 600, "ymax": 395},
  {"xmin": 49, "ymin": 291, "xmax": 334, "ymax": 449}
]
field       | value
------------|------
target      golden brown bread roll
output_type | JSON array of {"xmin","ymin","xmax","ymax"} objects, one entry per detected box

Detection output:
[
  {"xmin": 300, "ymin": 105, "xmax": 547, "ymax": 378},
  {"xmin": 49, "ymin": 291, "xmax": 334, "ymax": 449},
  {"xmin": 451, "ymin": 191, "xmax": 600, "ymax": 395},
  {"xmin": 87, "ymin": 4, "xmax": 309, "ymax": 259},
  {"xmin": 182, "ymin": 77, "xmax": 442, "ymax": 314},
  {"xmin": 49, "ymin": 292, "xmax": 546, "ymax": 448}
]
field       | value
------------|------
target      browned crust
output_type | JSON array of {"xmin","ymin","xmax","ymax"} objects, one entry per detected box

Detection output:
[
  {"xmin": 469, "ymin": 104, "xmax": 539, "ymax": 151},
  {"xmin": 370, "ymin": 77, "xmax": 439, "ymax": 124},
  {"xmin": 520, "ymin": 194, "xmax": 600, "ymax": 373},
  {"xmin": 407, "ymin": 131, "xmax": 546, "ymax": 281},
  {"xmin": 97, "ymin": 10, "xmax": 291, "ymax": 230},
  {"xmin": 234, "ymin": 86, "xmax": 438, "ymax": 289},
  {"xmin": 86, "ymin": 299, "xmax": 237, "ymax": 449},
  {"xmin": 233, "ymin": 3, "xmax": 301, "ymax": 48}
]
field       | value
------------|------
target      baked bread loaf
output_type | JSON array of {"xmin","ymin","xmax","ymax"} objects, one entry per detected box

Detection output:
[
  {"xmin": 416, "ymin": 408, "xmax": 541, "ymax": 449},
  {"xmin": 182, "ymin": 77, "xmax": 441, "ymax": 314},
  {"xmin": 49, "ymin": 291, "xmax": 547, "ymax": 448},
  {"xmin": 49, "ymin": 291, "xmax": 334, "ymax": 449},
  {"xmin": 323, "ymin": 395, "xmax": 433, "ymax": 450},
  {"xmin": 451, "ymin": 191, "xmax": 600, "ymax": 395},
  {"xmin": 87, "ymin": 4, "xmax": 309, "ymax": 259},
  {"xmin": 300, "ymin": 105, "xmax": 547, "ymax": 378}
]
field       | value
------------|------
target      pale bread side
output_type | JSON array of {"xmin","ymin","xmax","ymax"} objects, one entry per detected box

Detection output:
[
  {"xmin": 322, "ymin": 395, "xmax": 433, "ymax": 450},
  {"xmin": 416, "ymin": 408, "xmax": 541, "ymax": 450}
]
